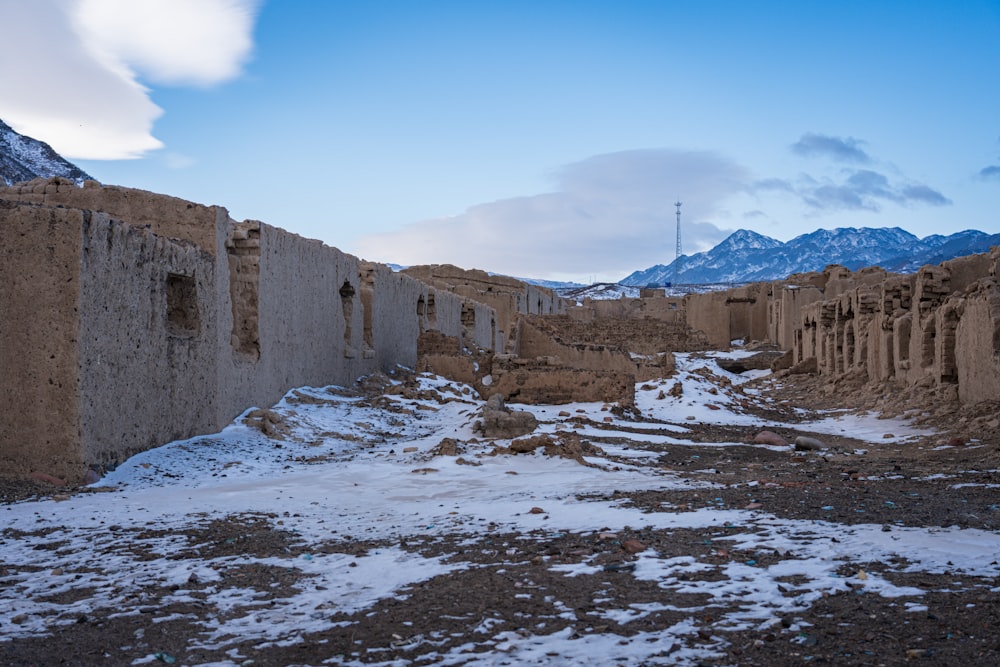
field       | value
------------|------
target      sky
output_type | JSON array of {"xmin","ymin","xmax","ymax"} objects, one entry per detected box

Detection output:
[
  {"xmin": 4, "ymin": 352, "xmax": 996, "ymax": 663},
  {"xmin": 1, "ymin": 0, "xmax": 998, "ymax": 283}
]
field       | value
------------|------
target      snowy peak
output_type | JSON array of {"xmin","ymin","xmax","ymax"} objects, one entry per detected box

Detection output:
[
  {"xmin": 714, "ymin": 229, "xmax": 782, "ymax": 252},
  {"xmin": 621, "ymin": 226, "xmax": 998, "ymax": 286},
  {"xmin": 0, "ymin": 118, "xmax": 94, "ymax": 186}
]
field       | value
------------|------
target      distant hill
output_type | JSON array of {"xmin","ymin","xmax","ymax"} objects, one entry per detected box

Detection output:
[
  {"xmin": 0, "ymin": 118, "xmax": 93, "ymax": 186},
  {"xmin": 622, "ymin": 227, "xmax": 1000, "ymax": 286}
]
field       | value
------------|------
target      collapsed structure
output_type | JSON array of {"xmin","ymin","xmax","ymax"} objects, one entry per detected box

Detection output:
[{"xmin": 2, "ymin": 178, "xmax": 998, "ymax": 483}]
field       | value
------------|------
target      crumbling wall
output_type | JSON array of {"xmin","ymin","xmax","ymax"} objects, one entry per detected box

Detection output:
[
  {"xmin": 402, "ymin": 264, "xmax": 564, "ymax": 353},
  {"xmin": 78, "ymin": 212, "xmax": 220, "ymax": 469},
  {"xmin": 0, "ymin": 181, "xmax": 513, "ymax": 483},
  {"xmin": 0, "ymin": 203, "xmax": 85, "ymax": 480},
  {"xmin": 1, "ymin": 177, "xmax": 221, "ymax": 254},
  {"xmin": 686, "ymin": 284, "xmax": 768, "ymax": 348},
  {"xmin": 763, "ymin": 250, "xmax": 1000, "ymax": 407}
]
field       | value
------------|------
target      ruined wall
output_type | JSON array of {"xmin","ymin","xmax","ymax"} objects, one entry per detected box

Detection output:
[
  {"xmin": 769, "ymin": 251, "xmax": 1000, "ymax": 407},
  {"xmin": 570, "ymin": 296, "xmax": 685, "ymax": 324},
  {"xmin": 78, "ymin": 212, "xmax": 220, "ymax": 468},
  {"xmin": 1, "ymin": 177, "xmax": 220, "ymax": 254},
  {"xmin": 685, "ymin": 284, "xmax": 768, "ymax": 348},
  {"xmin": 402, "ymin": 264, "xmax": 564, "ymax": 353},
  {"xmin": 0, "ymin": 203, "xmax": 84, "ymax": 480},
  {"xmin": 1, "ymin": 180, "xmax": 516, "ymax": 483}
]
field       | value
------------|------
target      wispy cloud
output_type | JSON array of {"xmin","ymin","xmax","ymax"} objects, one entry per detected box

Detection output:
[
  {"xmin": 775, "ymin": 134, "xmax": 952, "ymax": 212},
  {"xmin": 791, "ymin": 133, "xmax": 872, "ymax": 164},
  {"xmin": 978, "ymin": 164, "xmax": 1000, "ymax": 181},
  {"xmin": 355, "ymin": 149, "xmax": 745, "ymax": 282},
  {"xmin": 0, "ymin": 0, "xmax": 260, "ymax": 159}
]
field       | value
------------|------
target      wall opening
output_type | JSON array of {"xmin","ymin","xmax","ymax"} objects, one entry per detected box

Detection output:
[
  {"xmin": 426, "ymin": 294, "xmax": 437, "ymax": 328},
  {"xmin": 227, "ymin": 223, "xmax": 260, "ymax": 359},
  {"xmin": 340, "ymin": 280, "xmax": 355, "ymax": 351},
  {"xmin": 939, "ymin": 306, "xmax": 959, "ymax": 383},
  {"xmin": 166, "ymin": 273, "xmax": 199, "ymax": 336},
  {"xmin": 461, "ymin": 304, "xmax": 476, "ymax": 328},
  {"xmin": 897, "ymin": 315, "xmax": 911, "ymax": 364}
]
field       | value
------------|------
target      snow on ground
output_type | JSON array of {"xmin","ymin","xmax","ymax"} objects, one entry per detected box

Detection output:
[{"xmin": 2, "ymin": 355, "xmax": 998, "ymax": 666}]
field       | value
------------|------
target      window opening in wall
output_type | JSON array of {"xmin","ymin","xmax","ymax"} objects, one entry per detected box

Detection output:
[
  {"xmin": 461, "ymin": 304, "xmax": 476, "ymax": 327},
  {"xmin": 920, "ymin": 322, "xmax": 935, "ymax": 369},
  {"xmin": 166, "ymin": 272, "xmax": 199, "ymax": 336},
  {"xmin": 227, "ymin": 223, "xmax": 260, "ymax": 359},
  {"xmin": 361, "ymin": 287, "xmax": 374, "ymax": 349},
  {"xmin": 340, "ymin": 281, "xmax": 355, "ymax": 350},
  {"xmin": 897, "ymin": 317, "xmax": 911, "ymax": 361},
  {"xmin": 426, "ymin": 294, "xmax": 437, "ymax": 328}
]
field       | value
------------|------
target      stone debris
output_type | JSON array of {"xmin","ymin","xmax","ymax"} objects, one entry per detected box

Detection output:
[
  {"xmin": 243, "ymin": 409, "xmax": 290, "ymax": 439},
  {"xmin": 476, "ymin": 394, "xmax": 538, "ymax": 439},
  {"xmin": 794, "ymin": 435, "xmax": 825, "ymax": 451},
  {"xmin": 753, "ymin": 430, "xmax": 788, "ymax": 447}
]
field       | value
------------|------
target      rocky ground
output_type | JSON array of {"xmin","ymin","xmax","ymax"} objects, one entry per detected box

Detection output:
[{"xmin": 2, "ymin": 359, "xmax": 999, "ymax": 667}]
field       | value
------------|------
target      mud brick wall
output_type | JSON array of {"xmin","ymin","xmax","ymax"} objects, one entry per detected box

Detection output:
[
  {"xmin": 774, "ymin": 254, "xmax": 1000, "ymax": 406},
  {"xmin": 77, "ymin": 212, "xmax": 219, "ymax": 469},
  {"xmin": 0, "ymin": 203, "xmax": 85, "ymax": 480},
  {"xmin": 524, "ymin": 314, "xmax": 709, "ymax": 356},
  {"xmin": 1, "ymin": 177, "xmax": 221, "ymax": 253},
  {"xmin": 1, "ymin": 180, "xmax": 514, "ymax": 483}
]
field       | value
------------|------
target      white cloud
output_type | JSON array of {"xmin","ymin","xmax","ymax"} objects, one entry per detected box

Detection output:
[
  {"xmin": 355, "ymin": 149, "xmax": 746, "ymax": 283},
  {"xmin": 72, "ymin": 0, "xmax": 259, "ymax": 86},
  {"xmin": 0, "ymin": 0, "xmax": 259, "ymax": 160}
]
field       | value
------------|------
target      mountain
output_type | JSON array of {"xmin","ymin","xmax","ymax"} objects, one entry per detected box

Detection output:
[
  {"xmin": 621, "ymin": 226, "xmax": 1000, "ymax": 286},
  {"xmin": 1, "ymin": 118, "xmax": 94, "ymax": 186}
]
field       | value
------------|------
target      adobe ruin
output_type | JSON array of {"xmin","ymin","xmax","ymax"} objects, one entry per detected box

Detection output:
[{"xmin": 3, "ymin": 177, "xmax": 998, "ymax": 484}]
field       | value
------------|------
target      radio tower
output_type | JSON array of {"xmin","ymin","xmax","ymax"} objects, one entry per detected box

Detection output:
[{"xmin": 672, "ymin": 200, "xmax": 682, "ymax": 286}]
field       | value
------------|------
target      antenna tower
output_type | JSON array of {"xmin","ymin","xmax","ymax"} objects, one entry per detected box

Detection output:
[{"xmin": 672, "ymin": 200, "xmax": 682, "ymax": 285}]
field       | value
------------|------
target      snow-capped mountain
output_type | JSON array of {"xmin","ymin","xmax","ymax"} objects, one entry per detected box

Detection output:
[
  {"xmin": 622, "ymin": 226, "xmax": 1000, "ymax": 286},
  {"xmin": 1, "ymin": 118, "xmax": 93, "ymax": 186}
]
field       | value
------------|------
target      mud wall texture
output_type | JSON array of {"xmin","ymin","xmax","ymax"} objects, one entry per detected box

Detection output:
[
  {"xmin": 78, "ymin": 211, "xmax": 219, "ymax": 471},
  {"xmin": 402, "ymin": 264, "xmax": 564, "ymax": 353},
  {"xmin": 0, "ymin": 203, "xmax": 85, "ymax": 480},
  {"xmin": 0, "ymin": 179, "xmax": 517, "ymax": 483},
  {"xmin": 701, "ymin": 253, "xmax": 1000, "ymax": 408}
]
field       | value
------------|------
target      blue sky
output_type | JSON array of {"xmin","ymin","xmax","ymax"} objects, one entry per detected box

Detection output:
[{"xmin": 2, "ymin": 0, "xmax": 998, "ymax": 283}]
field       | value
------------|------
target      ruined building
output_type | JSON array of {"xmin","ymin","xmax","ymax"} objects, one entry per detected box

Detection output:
[
  {"xmin": 0, "ymin": 179, "xmax": 561, "ymax": 483},
  {"xmin": 3, "ymin": 178, "xmax": 998, "ymax": 484}
]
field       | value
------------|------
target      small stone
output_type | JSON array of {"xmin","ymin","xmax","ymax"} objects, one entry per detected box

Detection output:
[
  {"xmin": 706, "ymin": 404, "xmax": 721, "ymax": 411},
  {"xmin": 622, "ymin": 539, "xmax": 646, "ymax": 554},
  {"xmin": 528, "ymin": 507, "xmax": 546, "ymax": 514},
  {"xmin": 883, "ymin": 433, "xmax": 895, "ymax": 439},
  {"xmin": 753, "ymin": 430, "xmax": 787, "ymax": 447},
  {"xmin": 744, "ymin": 502, "xmax": 763, "ymax": 510},
  {"xmin": 402, "ymin": 446, "xmax": 418, "ymax": 453},
  {"xmin": 948, "ymin": 436, "xmax": 966, "ymax": 447},
  {"xmin": 794, "ymin": 436, "xmax": 824, "ymax": 451},
  {"xmin": 51, "ymin": 567, "xmax": 64, "ymax": 576}
]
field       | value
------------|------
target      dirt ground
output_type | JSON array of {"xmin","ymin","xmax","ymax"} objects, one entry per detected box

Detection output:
[{"xmin": 2, "ymin": 367, "xmax": 999, "ymax": 667}]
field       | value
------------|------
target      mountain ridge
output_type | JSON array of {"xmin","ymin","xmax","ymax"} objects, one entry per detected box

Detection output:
[
  {"xmin": 622, "ymin": 226, "xmax": 1000, "ymax": 286},
  {"xmin": 0, "ymin": 118, "xmax": 94, "ymax": 186}
]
